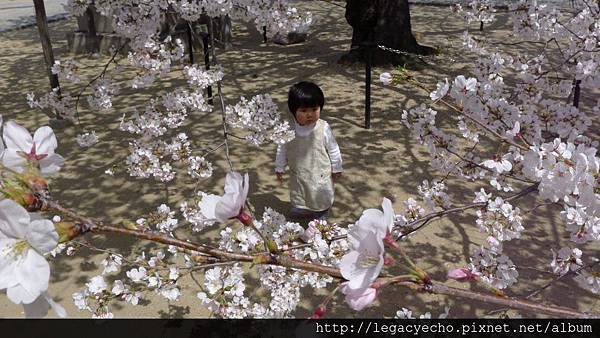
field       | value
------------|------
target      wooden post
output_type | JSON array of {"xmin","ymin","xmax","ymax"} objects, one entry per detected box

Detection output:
[
  {"xmin": 85, "ymin": 6, "xmax": 99, "ymax": 53},
  {"xmin": 33, "ymin": 0, "xmax": 61, "ymax": 106},
  {"xmin": 262, "ymin": 26, "xmax": 267, "ymax": 43}
]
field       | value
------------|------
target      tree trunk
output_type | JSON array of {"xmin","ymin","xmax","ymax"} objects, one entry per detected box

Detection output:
[{"xmin": 341, "ymin": 0, "xmax": 434, "ymax": 66}]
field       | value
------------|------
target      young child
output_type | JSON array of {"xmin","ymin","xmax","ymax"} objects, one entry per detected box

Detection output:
[{"xmin": 275, "ymin": 81, "xmax": 342, "ymax": 220}]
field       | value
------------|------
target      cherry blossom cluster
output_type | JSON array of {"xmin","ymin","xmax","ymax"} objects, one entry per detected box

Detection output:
[
  {"xmin": 72, "ymin": 247, "xmax": 185, "ymax": 318},
  {"xmin": 197, "ymin": 198, "xmax": 348, "ymax": 317},
  {"xmin": 468, "ymin": 246, "xmax": 518, "ymax": 290},
  {"xmin": 225, "ymin": 94, "xmax": 295, "ymax": 146},
  {"xmin": 183, "ymin": 64, "xmax": 224, "ymax": 89},
  {"xmin": 26, "ymin": 90, "xmax": 76, "ymax": 120},
  {"xmin": 474, "ymin": 194, "xmax": 524, "ymax": 242},
  {"xmin": 396, "ymin": 0, "xmax": 599, "ymax": 295},
  {"xmin": 452, "ymin": 0, "xmax": 496, "ymax": 26},
  {"xmin": 51, "ymin": 60, "xmax": 81, "ymax": 83},
  {"xmin": 119, "ymin": 89, "xmax": 212, "ymax": 181},
  {"xmin": 87, "ymin": 78, "xmax": 119, "ymax": 110},
  {"xmin": 128, "ymin": 36, "xmax": 186, "ymax": 89}
]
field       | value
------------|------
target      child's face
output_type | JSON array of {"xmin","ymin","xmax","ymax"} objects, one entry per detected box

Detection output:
[{"xmin": 295, "ymin": 106, "xmax": 321, "ymax": 126}]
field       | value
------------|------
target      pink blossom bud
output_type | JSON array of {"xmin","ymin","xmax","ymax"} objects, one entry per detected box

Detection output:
[
  {"xmin": 310, "ymin": 306, "xmax": 326, "ymax": 319},
  {"xmin": 447, "ymin": 268, "xmax": 478, "ymax": 281},
  {"xmin": 383, "ymin": 256, "xmax": 396, "ymax": 266},
  {"xmin": 236, "ymin": 210, "xmax": 253, "ymax": 226},
  {"xmin": 300, "ymin": 223, "xmax": 318, "ymax": 242}
]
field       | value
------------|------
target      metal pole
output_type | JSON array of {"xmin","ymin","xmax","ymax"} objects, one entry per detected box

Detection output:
[
  {"xmin": 32, "ymin": 0, "xmax": 61, "ymax": 109},
  {"xmin": 262, "ymin": 26, "xmax": 267, "ymax": 43},
  {"xmin": 573, "ymin": 79, "xmax": 581, "ymax": 108},
  {"xmin": 364, "ymin": 41, "xmax": 372, "ymax": 129},
  {"xmin": 187, "ymin": 23, "xmax": 195, "ymax": 65},
  {"xmin": 202, "ymin": 31, "xmax": 213, "ymax": 105}
]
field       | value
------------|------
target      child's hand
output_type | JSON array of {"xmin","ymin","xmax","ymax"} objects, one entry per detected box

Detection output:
[
  {"xmin": 332, "ymin": 172, "xmax": 342, "ymax": 182},
  {"xmin": 276, "ymin": 172, "xmax": 284, "ymax": 183}
]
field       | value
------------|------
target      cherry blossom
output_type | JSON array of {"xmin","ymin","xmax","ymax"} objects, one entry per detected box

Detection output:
[
  {"xmin": 429, "ymin": 78, "xmax": 449, "ymax": 101},
  {"xmin": 199, "ymin": 171, "xmax": 250, "ymax": 224},
  {"xmin": 340, "ymin": 227, "xmax": 384, "ymax": 290},
  {"xmin": 340, "ymin": 282, "xmax": 377, "ymax": 311},
  {"xmin": 2, "ymin": 121, "xmax": 64, "ymax": 175},
  {"xmin": 0, "ymin": 199, "xmax": 58, "ymax": 305},
  {"xmin": 353, "ymin": 197, "xmax": 395, "ymax": 240}
]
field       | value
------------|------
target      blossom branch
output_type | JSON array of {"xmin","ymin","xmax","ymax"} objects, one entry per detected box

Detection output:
[{"xmin": 398, "ymin": 183, "xmax": 539, "ymax": 240}]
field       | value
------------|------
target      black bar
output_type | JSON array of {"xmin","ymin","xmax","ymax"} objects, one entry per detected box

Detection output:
[
  {"xmin": 263, "ymin": 25, "xmax": 267, "ymax": 43},
  {"xmin": 1, "ymin": 319, "xmax": 599, "ymax": 338}
]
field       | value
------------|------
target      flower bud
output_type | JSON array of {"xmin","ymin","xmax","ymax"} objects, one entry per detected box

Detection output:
[
  {"xmin": 17, "ymin": 171, "xmax": 49, "ymax": 192},
  {"xmin": 447, "ymin": 268, "xmax": 479, "ymax": 282},
  {"xmin": 266, "ymin": 239, "xmax": 279, "ymax": 253},
  {"xmin": 122, "ymin": 220, "xmax": 139, "ymax": 231},
  {"xmin": 236, "ymin": 211, "xmax": 253, "ymax": 226},
  {"xmin": 310, "ymin": 305, "xmax": 326, "ymax": 319},
  {"xmin": 54, "ymin": 222, "xmax": 78, "ymax": 243},
  {"xmin": 383, "ymin": 255, "xmax": 396, "ymax": 266}
]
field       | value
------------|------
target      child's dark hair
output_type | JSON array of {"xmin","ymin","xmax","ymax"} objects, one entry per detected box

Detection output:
[{"xmin": 287, "ymin": 81, "xmax": 325, "ymax": 116}]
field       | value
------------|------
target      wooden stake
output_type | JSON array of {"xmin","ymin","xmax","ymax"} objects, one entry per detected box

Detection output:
[{"xmin": 33, "ymin": 0, "xmax": 61, "ymax": 104}]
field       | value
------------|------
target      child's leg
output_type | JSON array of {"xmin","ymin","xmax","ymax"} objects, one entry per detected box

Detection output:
[
  {"xmin": 289, "ymin": 207, "xmax": 329, "ymax": 221},
  {"xmin": 289, "ymin": 207, "xmax": 315, "ymax": 220}
]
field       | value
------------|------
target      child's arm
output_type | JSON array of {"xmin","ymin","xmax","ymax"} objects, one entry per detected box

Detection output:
[
  {"xmin": 323, "ymin": 122, "xmax": 342, "ymax": 181},
  {"xmin": 275, "ymin": 144, "xmax": 287, "ymax": 183}
]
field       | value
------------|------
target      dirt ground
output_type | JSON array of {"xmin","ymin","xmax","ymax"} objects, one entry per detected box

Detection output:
[{"xmin": 0, "ymin": 1, "xmax": 599, "ymax": 318}]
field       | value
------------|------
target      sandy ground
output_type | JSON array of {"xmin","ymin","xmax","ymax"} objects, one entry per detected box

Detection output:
[{"xmin": 0, "ymin": 1, "xmax": 599, "ymax": 318}]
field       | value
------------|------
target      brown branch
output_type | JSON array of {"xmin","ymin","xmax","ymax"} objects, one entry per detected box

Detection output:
[
  {"xmin": 428, "ymin": 282, "xmax": 596, "ymax": 318},
  {"xmin": 42, "ymin": 197, "xmax": 600, "ymax": 317}
]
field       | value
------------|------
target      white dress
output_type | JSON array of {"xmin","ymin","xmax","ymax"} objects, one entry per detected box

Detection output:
[{"xmin": 275, "ymin": 119, "xmax": 342, "ymax": 211}]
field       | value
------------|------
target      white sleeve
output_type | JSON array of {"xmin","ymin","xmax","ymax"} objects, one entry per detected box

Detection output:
[
  {"xmin": 323, "ymin": 122, "xmax": 343, "ymax": 173},
  {"xmin": 275, "ymin": 144, "xmax": 287, "ymax": 173}
]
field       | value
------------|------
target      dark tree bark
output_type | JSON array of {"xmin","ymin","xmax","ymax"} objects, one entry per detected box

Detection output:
[{"xmin": 341, "ymin": 0, "xmax": 434, "ymax": 66}]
